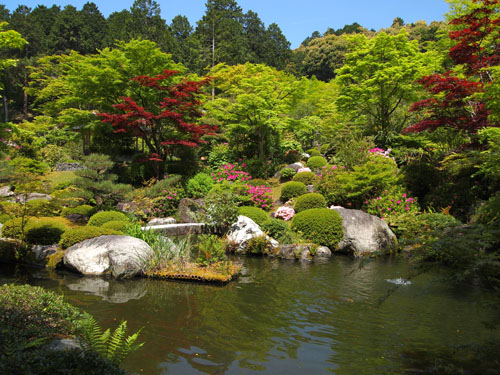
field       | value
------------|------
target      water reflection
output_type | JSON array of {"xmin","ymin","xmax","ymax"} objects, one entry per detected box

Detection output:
[{"xmin": 1, "ymin": 258, "xmax": 499, "ymax": 375}]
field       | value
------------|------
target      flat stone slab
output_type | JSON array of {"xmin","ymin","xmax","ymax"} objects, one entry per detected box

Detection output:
[{"xmin": 142, "ymin": 223, "xmax": 205, "ymax": 236}]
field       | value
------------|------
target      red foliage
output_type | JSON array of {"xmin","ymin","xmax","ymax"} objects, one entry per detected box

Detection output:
[
  {"xmin": 404, "ymin": 0, "xmax": 500, "ymax": 135},
  {"xmin": 98, "ymin": 70, "xmax": 217, "ymax": 163}
]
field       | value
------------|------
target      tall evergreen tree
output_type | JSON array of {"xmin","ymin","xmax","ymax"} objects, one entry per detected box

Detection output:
[
  {"xmin": 79, "ymin": 2, "xmax": 107, "ymax": 54},
  {"xmin": 195, "ymin": 0, "xmax": 249, "ymax": 70}
]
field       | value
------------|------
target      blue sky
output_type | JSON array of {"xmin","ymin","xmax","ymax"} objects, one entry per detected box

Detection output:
[{"xmin": 1, "ymin": 0, "xmax": 450, "ymax": 48}]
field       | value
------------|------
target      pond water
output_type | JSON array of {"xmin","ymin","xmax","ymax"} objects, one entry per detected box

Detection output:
[{"xmin": 1, "ymin": 257, "xmax": 498, "ymax": 374}]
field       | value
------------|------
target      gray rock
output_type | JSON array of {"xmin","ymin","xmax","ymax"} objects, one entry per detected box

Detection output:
[
  {"xmin": 178, "ymin": 198, "xmax": 204, "ymax": 223},
  {"xmin": 306, "ymin": 184, "xmax": 315, "ymax": 193},
  {"xmin": 227, "ymin": 216, "xmax": 278, "ymax": 253},
  {"xmin": 315, "ymin": 246, "xmax": 332, "ymax": 257},
  {"xmin": 32, "ymin": 244, "xmax": 58, "ymax": 262},
  {"xmin": 46, "ymin": 338, "xmax": 82, "ymax": 352},
  {"xmin": 273, "ymin": 162, "xmax": 304, "ymax": 178},
  {"xmin": 15, "ymin": 193, "xmax": 52, "ymax": 203},
  {"xmin": 330, "ymin": 207, "xmax": 397, "ymax": 257},
  {"xmin": 278, "ymin": 244, "xmax": 312, "ymax": 260},
  {"xmin": 64, "ymin": 213, "xmax": 88, "ymax": 225},
  {"xmin": 64, "ymin": 235, "xmax": 153, "ymax": 278},
  {"xmin": 147, "ymin": 217, "xmax": 176, "ymax": 226},
  {"xmin": 116, "ymin": 201, "xmax": 138, "ymax": 213},
  {"xmin": 55, "ymin": 162, "xmax": 84, "ymax": 172},
  {"xmin": 0, "ymin": 186, "xmax": 14, "ymax": 197}
]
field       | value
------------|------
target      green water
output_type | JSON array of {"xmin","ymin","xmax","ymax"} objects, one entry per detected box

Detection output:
[{"xmin": 1, "ymin": 257, "xmax": 498, "ymax": 374}]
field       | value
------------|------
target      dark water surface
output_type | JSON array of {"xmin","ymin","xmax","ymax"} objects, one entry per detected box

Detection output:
[{"xmin": 1, "ymin": 257, "xmax": 498, "ymax": 374}]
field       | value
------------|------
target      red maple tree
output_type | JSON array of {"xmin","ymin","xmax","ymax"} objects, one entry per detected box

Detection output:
[
  {"xmin": 98, "ymin": 70, "xmax": 217, "ymax": 174},
  {"xmin": 404, "ymin": 0, "xmax": 500, "ymax": 134}
]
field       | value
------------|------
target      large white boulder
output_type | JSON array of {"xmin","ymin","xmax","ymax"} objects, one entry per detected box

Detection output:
[
  {"xmin": 330, "ymin": 207, "xmax": 397, "ymax": 257},
  {"xmin": 227, "ymin": 216, "xmax": 278, "ymax": 253},
  {"xmin": 64, "ymin": 235, "xmax": 153, "ymax": 278}
]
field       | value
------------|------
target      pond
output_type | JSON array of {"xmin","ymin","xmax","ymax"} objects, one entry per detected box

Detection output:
[{"xmin": 1, "ymin": 256, "xmax": 498, "ymax": 374}]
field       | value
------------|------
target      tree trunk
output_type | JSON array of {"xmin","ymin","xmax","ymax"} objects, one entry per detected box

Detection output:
[
  {"xmin": 23, "ymin": 75, "xmax": 28, "ymax": 119},
  {"xmin": 2, "ymin": 94, "xmax": 8, "ymax": 123}
]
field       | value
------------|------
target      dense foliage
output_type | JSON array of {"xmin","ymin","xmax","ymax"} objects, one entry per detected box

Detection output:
[{"xmin": 291, "ymin": 208, "xmax": 343, "ymax": 249}]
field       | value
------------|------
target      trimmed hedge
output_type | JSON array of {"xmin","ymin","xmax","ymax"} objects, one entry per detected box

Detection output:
[
  {"xmin": 2, "ymin": 217, "xmax": 72, "ymax": 241},
  {"xmin": 280, "ymin": 181, "xmax": 307, "ymax": 202},
  {"xmin": 25, "ymin": 220, "xmax": 67, "ymax": 245},
  {"xmin": 60, "ymin": 226, "xmax": 120, "ymax": 249},
  {"xmin": 238, "ymin": 206, "xmax": 270, "ymax": 226},
  {"xmin": 292, "ymin": 171, "xmax": 316, "ymax": 185},
  {"xmin": 87, "ymin": 211, "xmax": 129, "ymax": 227},
  {"xmin": 61, "ymin": 204, "xmax": 96, "ymax": 217},
  {"xmin": 26, "ymin": 199, "xmax": 61, "ymax": 217},
  {"xmin": 294, "ymin": 193, "xmax": 326, "ymax": 213},
  {"xmin": 291, "ymin": 208, "xmax": 343, "ymax": 249},
  {"xmin": 307, "ymin": 156, "xmax": 328, "ymax": 169},
  {"xmin": 306, "ymin": 148, "xmax": 321, "ymax": 157},
  {"xmin": 101, "ymin": 220, "xmax": 129, "ymax": 232},
  {"xmin": 261, "ymin": 219, "xmax": 294, "ymax": 244}
]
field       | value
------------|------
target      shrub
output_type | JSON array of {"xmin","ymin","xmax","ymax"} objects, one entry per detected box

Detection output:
[
  {"xmin": 61, "ymin": 204, "xmax": 96, "ymax": 217},
  {"xmin": 238, "ymin": 206, "xmax": 270, "ymax": 226},
  {"xmin": 475, "ymin": 193, "xmax": 500, "ymax": 225},
  {"xmin": 101, "ymin": 220, "xmax": 129, "ymax": 232},
  {"xmin": 186, "ymin": 172, "xmax": 214, "ymax": 198},
  {"xmin": 387, "ymin": 212, "xmax": 461, "ymax": 241},
  {"xmin": 294, "ymin": 193, "xmax": 326, "ymax": 213},
  {"xmin": 306, "ymin": 148, "xmax": 321, "ymax": 157},
  {"xmin": 142, "ymin": 175, "xmax": 182, "ymax": 198},
  {"xmin": 26, "ymin": 199, "xmax": 61, "ymax": 217},
  {"xmin": 60, "ymin": 226, "xmax": 120, "ymax": 249},
  {"xmin": 279, "ymin": 167, "xmax": 296, "ymax": 181},
  {"xmin": 307, "ymin": 156, "xmax": 327, "ymax": 169},
  {"xmin": 207, "ymin": 142, "xmax": 233, "ymax": 168},
  {"xmin": 25, "ymin": 220, "xmax": 68, "ymax": 245},
  {"xmin": 208, "ymin": 181, "xmax": 252, "ymax": 206},
  {"xmin": 280, "ymin": 181, "xmax": 307, "ymax": 202},
  {"xmin": 148, "ymin": 188, "xmax": 183, "ymax": 218},
  {"xmin": 87, "ymin": 211, "xmax": 129, "ymax": 227},
  {"xmin": 0, "ymin": 201, "xmax": 21, "ymax": 220},
  {"xmin": 1, "ymin": 217, "xmax": 32, "ymax": 239},
  {"xmin": 320, "ymin": 144, "xmax": 330, "ymax": 154},
  {"xmin": 213, "ymin": 162, "xmax": 252, "ymax": 183},
  {"xmin": 246, "ymin": 235, "xmax": 272, "ymax": 255},
  {"xmin": 275, "ymin": 206, "xmax": 295, "ymax": 221},
  {"xmin": 292, "ymin": 171, "xmax": 316, "ymax": 185},
  {"xmin": 196, "ymin": 234, "xmax": 227, "ymax": 266},
  {"xmin": 247, "ymin": 185, "xmax": 273, "ymax": 210},
  {"xmin": 246, "ymin": 178, "xmax": 268, "ymax": 187},
  {"xmin": 201, "ymin": 190, "xmax": 240, "ymax": 234},
  {"xmin": 364, "ymin": 189, "xmax": 420, "ymax": 219},
  {"xmin": 283, "ymin": 149, "xmax": 302, "ymax": 164},
  {"xmin": 262, "ymin": 219, "xmax": 294, "ymax": 244},
  {"xmin": 291, "ymin": 208, "xmax": 343, "ymax": 249}
]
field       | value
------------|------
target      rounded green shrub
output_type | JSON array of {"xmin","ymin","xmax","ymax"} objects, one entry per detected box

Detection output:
[
  {"xmin": 261, "ymin": 219, "xmax": 294, "ymax": 244},
  {"xmin": 101, "ymin": 220, "xmax": 129, "ymax": 232},
  {"xmin": 279, "ymin": 167, "xmax": 296, "ymax": 181},
  {"xmin": 61, "ymin": 204, "xmax": 96, "ymax": 217},
  {"xmin": 291, "ymin": 208, "xmax": 343, "ymax": 249},
  {"xmin": 186, "ymin": 172, "xmax": 214, "ymax": 199},
  {"xmin": 26, "ymin": 199, "xmax": 61, "ymax": 217},
  {"xmin": 87, "ymin": 211, "xmax": 129, "ymax": 227},
  {"xmin": 25, "ymin": 220, "xmax": 68, "ymax": 245},
  {"xmin": 1, "ymin": 217, "xmax": 31, "ymax": 239},
  {"xmin": 307, "ymin": 156, "xmax": 327, "ymax": 169},
  {"xmin": 306, "ymin": 148, "xmax": 321, "ymax": 157},
  {"xmin": 292, "ymin": 171, "xmax": 316, "ymax": 185},
  {"xmin": 60, "ymin": 226, "xmax": 120, "ymax": 249},
  {"xmin": 238, "ymin": 206, "xmax": 270, "ymax": 226},
  {"xmin": 294, "ymin": 193, "xmax": 326, "ymax": 213},
  {"xmin": 280, "ymin": 181, "xmax": 307, "ymax": 202}
]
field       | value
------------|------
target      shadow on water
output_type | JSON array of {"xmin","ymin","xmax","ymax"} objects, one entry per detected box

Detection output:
[{"xmin": 0, "ymin": 257, "xmax": 499, "ymax": 375}]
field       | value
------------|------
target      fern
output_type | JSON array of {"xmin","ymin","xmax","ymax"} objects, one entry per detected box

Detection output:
[{"xmin": 76, "ymin": 315, "xmax": 144, "ymax": 365}]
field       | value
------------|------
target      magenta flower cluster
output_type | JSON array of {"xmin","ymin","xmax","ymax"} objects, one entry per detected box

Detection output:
[
  {"xmin": 369, "ymin": 147, "xmax": 392, "ymax": 158},
  {"xmin": 212, "ymin": 163, "xmax": 252, "ymax": 183},
  {"xmin": 364, "ymin": 190, "xmax": 419, "ymax": 219},
  {"xmin": 275, "ymin": 206, "xmax": 295, "ymax": 221},
  {"xmin": 247, "ymin": 185, "xmax": 273, "ymax": 210}
]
